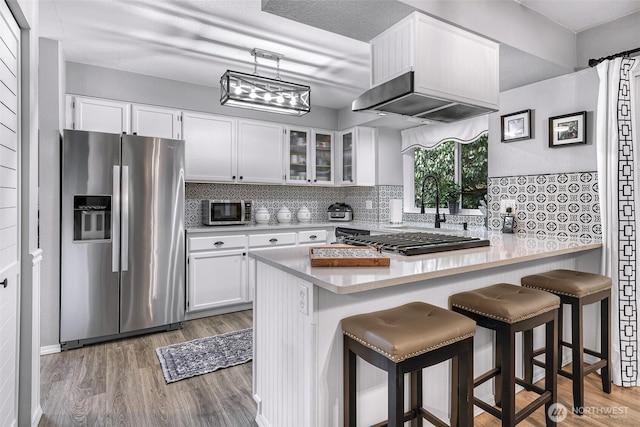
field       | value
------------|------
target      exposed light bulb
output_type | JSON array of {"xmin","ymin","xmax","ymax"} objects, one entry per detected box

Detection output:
[
  {"xmin": 276, "ymin": 94, "xmax": 284, "ymax": 104},
  {"xmin": 264, "ymin": 92, "xmax": 272, "ymax": 102},
  {"xmin": 234, "ymin": 85, "xmax": 242, "ymax": 95},
  {"xmin": 290, "ymin": 96, "xmax": 297, "ymax": 106},
  {"xmin": 249, "ymin": 87, "xmax": 257, "ymax": 99}
]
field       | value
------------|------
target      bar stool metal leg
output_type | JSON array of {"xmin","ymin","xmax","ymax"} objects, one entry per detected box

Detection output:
[{"xmin": 571, "ymin": 298, "xmax": 584, "ymax": 412}]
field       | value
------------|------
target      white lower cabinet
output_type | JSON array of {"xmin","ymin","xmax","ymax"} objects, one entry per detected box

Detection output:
[
  {"xmin": 187, "ymin": 228, "xmax": 330, "ymax": 314},
  {"xmin": 187, "ymin": 234, "xmax": 248, "ymax": 312}
]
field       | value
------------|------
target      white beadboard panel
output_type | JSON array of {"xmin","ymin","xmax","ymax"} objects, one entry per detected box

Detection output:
[
  {"xmin": 0, "ymin": 143, "xmax": 17, "ymax": 169},
  {"xmin": 0, "ymin": 66, "xmax": 16, "ymax": 96},
  {"xmin": 0, "ymin": 245, "xmax": 17, "ymax": 269},
  {"xmin": 0, "ymin": 82, "xmax": 16, "ymax": 113},
  {"xmin": 0, "ymin": 225, "xmax": 16, "ymax": 249},
  {"xmin": 254, "ymin": 263, "xmax": 316, "ymax": 427},
  {"xmin": 0, "ymin": 207, "xmax": 16, "ymax": 226},
  {"xmin": 0, "ymin": 99, "xmax": 16, "ymax": 132},
  {"xmin": 0, "ymin": 187, "xmax": 16, "ymax": 208},
  {"xmin": 0, "ymin": 13, "xmax": 17, "ymax": 59},
  {"xmin": 0, "ymin": 166, "xmax": 16, "ymax": 188},
  {"xmin": 0, "ymin": 271, "xmax": 17, "ymax": 427},
  {"xmin": 0, "ymin": 124, "xmax": 16, "ymax": 151},
  {"xmin": 0, "ymin": 41, "xmax": 16, "ymax": 78}
]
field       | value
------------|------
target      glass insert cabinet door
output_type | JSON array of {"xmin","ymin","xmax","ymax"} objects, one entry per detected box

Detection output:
[
  {"xmin": 288, "ymin": 128, "xmax": 309, "ymax": 182},
  {"xmin": 341, "ymin": 131, "xmax": 353, "ymax": 183},
  {"xmin": 314, "ymin": 131, "xmax": 332, "ymax": 183}
]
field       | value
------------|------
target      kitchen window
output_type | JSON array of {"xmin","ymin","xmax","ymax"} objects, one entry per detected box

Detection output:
[{"xmin": 403, "ymin": 134, "xmax": 488, "ymax": 215}]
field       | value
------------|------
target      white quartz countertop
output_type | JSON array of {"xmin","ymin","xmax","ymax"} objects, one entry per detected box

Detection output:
[{"xmin": 249, "ymin": 231, "xmax": 602, "ymax": 294}]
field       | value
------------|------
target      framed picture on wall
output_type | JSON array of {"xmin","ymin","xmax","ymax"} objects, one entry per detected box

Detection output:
[
  {"xmin": 549, "ymin": 111, "xmax": 586, "ymax": 147},
  {"xmin": 500, "ymin": 109, "xmax": 532, "ymax": 142}
]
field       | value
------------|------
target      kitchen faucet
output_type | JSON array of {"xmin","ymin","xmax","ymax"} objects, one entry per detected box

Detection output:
[{"xmin": 420, "ymin": 173, "xmax": 446, "ymax": 228}]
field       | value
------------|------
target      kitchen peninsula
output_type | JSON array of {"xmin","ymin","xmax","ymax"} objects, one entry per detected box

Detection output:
[{"xmin": 250, "ymin": 230, "xmax": 603, "ymax": 427}]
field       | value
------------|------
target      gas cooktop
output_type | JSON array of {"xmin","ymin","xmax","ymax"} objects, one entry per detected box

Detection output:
[{"xmin": 341, "ymin": 232, "xmax": 490, "ymax": 256}]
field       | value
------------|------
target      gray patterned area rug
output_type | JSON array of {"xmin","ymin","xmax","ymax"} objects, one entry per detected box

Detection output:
[{"xmin": 156, "ymin": 328, "xmax": 253, "ymax": 383}]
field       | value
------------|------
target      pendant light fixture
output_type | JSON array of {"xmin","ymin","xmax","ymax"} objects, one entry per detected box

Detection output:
[{"xmin": 220, "ymin": 48, "xmax": 311, "ymax": 116}]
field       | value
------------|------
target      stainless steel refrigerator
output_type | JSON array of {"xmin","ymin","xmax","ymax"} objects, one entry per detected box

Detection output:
[{"xmin": 60, "ymin": 129, "xmax": 185, "ymax": 349}]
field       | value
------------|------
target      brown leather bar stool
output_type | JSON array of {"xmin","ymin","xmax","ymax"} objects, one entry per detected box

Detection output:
[
  {"xmin": 449, "ymin": 283, "xmax": 560, "ymax": 427},
  {"xmin": 521, "ymin": 269, "xmax": 612, "ymax": 413},
  {"xmin": 342, "ymin": 301, "xmax": 476, "ymax": 427}
]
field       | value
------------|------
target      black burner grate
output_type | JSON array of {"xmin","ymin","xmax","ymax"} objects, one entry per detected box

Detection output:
[{"xmin": 342, "ymin": 232, "xmax": 490, "ymax": 256}]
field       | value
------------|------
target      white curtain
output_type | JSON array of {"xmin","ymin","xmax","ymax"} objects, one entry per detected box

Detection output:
[
  {"xmin": 596, "ymin": 57, "xmax": 639, "ymax": 387},
  {"xmin": 401, "ymin": 115, "xmax": 488, "ymax": 153}
]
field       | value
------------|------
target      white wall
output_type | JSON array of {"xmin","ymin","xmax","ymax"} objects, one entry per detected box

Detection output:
[
  {"xmin": 577, "ymin": 10, "xmax": 640, "ymax": 69},
  {"xmin": 66, "ymin": 62, "xmax": 339, "ymax": 130},
  {"xmin": 488, "ymin": 68, "xmax": 599, "ymax": 177},
  {"xmin": 376, "ymin": 128, "xmax": 402, "ymax": 185}
]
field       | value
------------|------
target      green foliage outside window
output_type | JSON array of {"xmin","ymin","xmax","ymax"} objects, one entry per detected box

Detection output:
[{"xmin": 413, "ymin": 134, "xmax": 487, "ymax": 211}]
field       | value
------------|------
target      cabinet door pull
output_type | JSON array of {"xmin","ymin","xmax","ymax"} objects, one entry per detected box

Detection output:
[
  {"xmin": 239, "ymin": 176, "xmax": 243, "ymax": 180},
  {"xmin": 213, "ymin": 241, "xmax": 225, "ymax": 247},
  {"xmin": 232, "ymin": 175, "xmax": 236, "ymax": 180},
  {"xmin": 1, "ymin": 278, "xmax": 7, "ymax": 288},
  {"xmin": 309, "ymin": 235, "xmax": 317, "ymax": 240},
  {"xmin": 269, "ymin": 238, "xmax": 278, "ymax": 243}
]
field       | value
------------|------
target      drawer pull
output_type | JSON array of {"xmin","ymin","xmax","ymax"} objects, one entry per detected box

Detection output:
[
  {"xmin": 213, "ymin": 241, "xmax": 225, "ymax": 247},
  {"xmin": 1, "ymin": 278, "xmax": 6, "ymax": 288},
  {"xmin": 269, "ymin": 238, "xmax": 278, "ymax": 243},
  {"xmin": 309, "ymin": 235, "xmax": 317, "ymax": 240}
]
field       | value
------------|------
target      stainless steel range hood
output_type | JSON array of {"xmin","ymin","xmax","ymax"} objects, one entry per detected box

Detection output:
[{"xmin": 352, "ymin": 71, "xmax": 498, "ymax": 123}]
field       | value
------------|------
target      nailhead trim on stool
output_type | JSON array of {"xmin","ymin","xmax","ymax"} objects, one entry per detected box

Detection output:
[
  {"xmin": 450, "ymin": 283, "xmax": 560, "ymax": 427},
  {"xmin": 521, "ymin": 269, "xmax": 612, "ymax": 414},
  {"xmin": 342, "ymin": 302, "xmax": 476, "ymax": 427}
]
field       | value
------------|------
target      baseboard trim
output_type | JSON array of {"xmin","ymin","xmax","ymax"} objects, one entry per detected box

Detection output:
[
  {"xmin": 40, "ymin": 344, "xmax": 61, "ymax": 355},
  {"xmin": 31, "ymin": 405, "xmax": 43, "ymax": 427}
]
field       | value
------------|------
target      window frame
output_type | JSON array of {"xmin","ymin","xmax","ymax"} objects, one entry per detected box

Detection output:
[{"xmin": 403, "ymin": 142, "xmax": 483, "ymax": 216}]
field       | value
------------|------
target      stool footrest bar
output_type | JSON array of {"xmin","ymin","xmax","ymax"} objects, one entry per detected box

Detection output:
[
  {"xmin": 515, "ymin": 392, "xmax": 552, "ymax": 424},
  {"xmin": 474, "ymin": 367, "xmax": 500, "ymax": 387},
  {"xmin": 474, "ymin": 397, "xmax": 502, "ymax": 419},
  {"xmin": 515, "ymin": 378, "xmax": 546, "ymax": 395},
  {"xmin": 420, "ymin": 407, "xmax": 448, "ymax": 427}
]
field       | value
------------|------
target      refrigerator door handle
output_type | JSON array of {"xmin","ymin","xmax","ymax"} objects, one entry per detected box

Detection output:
[
  {"xmin": 112, "ymin": 165, "xmax": 120, "ymax": 272},
  {"xmin": 121, "ymin": 166, "xmax": 129, "ymax": 271}
]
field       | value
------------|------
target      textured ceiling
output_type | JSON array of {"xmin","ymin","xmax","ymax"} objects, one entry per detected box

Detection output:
[{"xmin": 39, "ymin": 0, "xmax": 640, "ymax": 114}]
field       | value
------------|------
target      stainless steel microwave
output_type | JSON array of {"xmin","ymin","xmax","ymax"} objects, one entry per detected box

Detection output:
[{"xmin": 202, "ymin": 200, "xmax": 253, "ymax": 226}]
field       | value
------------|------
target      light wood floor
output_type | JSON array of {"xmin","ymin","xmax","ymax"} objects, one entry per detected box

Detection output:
[
  {"xmin": 39, "ymin": 310, "xmax": 257, "ymax": 427},
  {"xmin": 40, "ymin": 310, "xmax": 640, "ymax": 426}
]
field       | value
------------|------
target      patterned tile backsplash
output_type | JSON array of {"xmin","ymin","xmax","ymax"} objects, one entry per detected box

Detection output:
[
  {"xmin": 186, "ymin": 170, "xmax": 601, "ymax": 240},
  {"xmin": 487, "ymin": 171, "xmax": 600, "ymax": 239}
]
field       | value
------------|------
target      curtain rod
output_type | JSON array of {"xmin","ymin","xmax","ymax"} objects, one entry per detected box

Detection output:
[{"xmin": 588, "ymin": 47, "xmax": 640, "ymax": 67}]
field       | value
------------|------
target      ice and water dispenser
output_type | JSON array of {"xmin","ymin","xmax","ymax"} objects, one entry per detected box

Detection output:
[{"xmin": 73, "ymin": 195, "xmax": 111, "ymax": 241}]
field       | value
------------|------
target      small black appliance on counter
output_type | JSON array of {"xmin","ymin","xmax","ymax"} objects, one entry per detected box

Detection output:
[{"xmin": 327, "ymin": 203, "xmax": 353, "ymax": 221}]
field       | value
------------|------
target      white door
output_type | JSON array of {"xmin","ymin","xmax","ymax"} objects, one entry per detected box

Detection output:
[
  {"xmin": 131, "ymin": 104, "xmax": 181, "ymax": 139},
  {"xmin": 237, "ymin": 119, "xmax": 284, "ymax": 184},
  {"xmin": 0, "ymin": 2, "xmax": 20, "ymax": 426},
  {"xmin": 188, "ymin": 250, "xmax": 247, "ymax": 311},
  {"xmin": 183, "ymin": 112, "xmax": 237, "ymax": 182},
  {"xmin": 69, "ymin": 95, "xmax": 131, "ymax": 134}
]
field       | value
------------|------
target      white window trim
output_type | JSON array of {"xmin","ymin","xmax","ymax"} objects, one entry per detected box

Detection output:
[{"xmin": 402, "ymin": 149, "xmax": 483, "ymax": 216}]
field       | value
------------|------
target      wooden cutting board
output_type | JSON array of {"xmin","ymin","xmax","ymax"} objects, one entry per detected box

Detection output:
[{"xmin": 309, "ymin": 244, "xmax": 390, "ymax": 267}]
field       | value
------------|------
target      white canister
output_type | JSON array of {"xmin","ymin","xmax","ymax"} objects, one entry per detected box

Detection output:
[
  {"xmin": 255, "ymin": 206, "xmax": 270, "ymax": 224},
  {"xmin": 297, "ymin": 206, "xmax": 311, "ymax": 222},
  {"xmin": 277, "ymin": 206, "xmax": 292, "ymax": 223}
]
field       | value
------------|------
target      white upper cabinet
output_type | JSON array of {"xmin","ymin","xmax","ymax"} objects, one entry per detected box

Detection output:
[
  {"xmin": 311, "ymin": 129, "xmax": 334, "ymax": 185},
  {"xmin": 285, "ymin": 126, "xmax": 311, "ymax": 184},
  {"xmin": 337, "ymin": 126, "xmax": 376, "ymax": 186},
  {"xmin": 237, "ymin": 119, "xmax": 284, "ymax": 184},
  {"xmin": 183, "ymin": 112, "xmax": 237, "ymax": 182},
  {"xmin": 131, "ymin": 104, "xmax": 181, "ymax": 139},
  {"xmin": 68, "ymin": 95, "xmax": 131, "ymax": 134}
]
